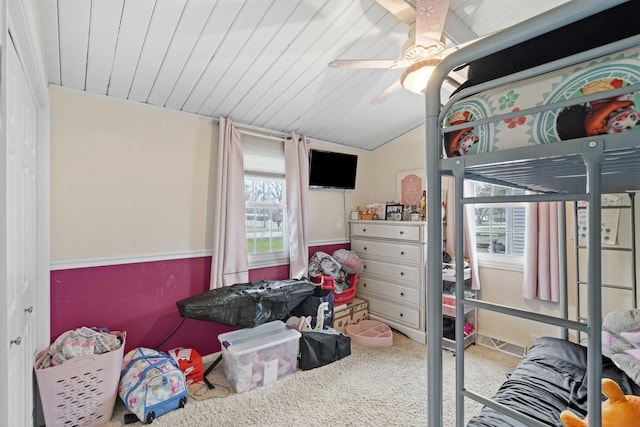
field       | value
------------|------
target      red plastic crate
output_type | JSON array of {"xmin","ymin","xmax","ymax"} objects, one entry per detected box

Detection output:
[{"xmin": 312, "ymin": 274, "xmax": 358, "ymax": 306}]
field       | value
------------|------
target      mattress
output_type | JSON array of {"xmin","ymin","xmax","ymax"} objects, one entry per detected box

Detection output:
[
  {"xmin": 443, "ymin": 43, "xmax": 640, "ymax": 158},
  {"xmin": 467, "ymin": 337, "xmax": 640, "ymax": 427}
]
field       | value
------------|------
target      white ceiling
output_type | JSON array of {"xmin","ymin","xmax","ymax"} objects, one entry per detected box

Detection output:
[{"xmin": 37, "ymin": 0, "xmax": 569, "ymax": 151}]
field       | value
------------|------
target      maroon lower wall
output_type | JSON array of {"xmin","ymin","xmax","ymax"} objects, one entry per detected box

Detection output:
[{"xmin": 49, "ymin": 243, "xmax": 348, "ymax": 356}]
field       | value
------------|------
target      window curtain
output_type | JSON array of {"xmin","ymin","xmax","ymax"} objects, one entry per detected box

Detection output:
[
  {"xmin": 443, "ymin": 176, "xmax": 481, "ymax": 290},
  {"xmin": 523, "ymin": 200, "xmax": 560, "ymax": 302},
  {"xmin": 285, "ymin": 133, "xmax": 310, "ymax": 279},
  {"xmin": 210, "ymin": 117, "xmax": 249, "ymax": 289}
]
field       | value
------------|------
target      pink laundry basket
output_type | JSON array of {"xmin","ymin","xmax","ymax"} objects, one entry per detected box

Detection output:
[{"xmin": 34, "ymin": 331, "xmax": 126, "ymax": 427}]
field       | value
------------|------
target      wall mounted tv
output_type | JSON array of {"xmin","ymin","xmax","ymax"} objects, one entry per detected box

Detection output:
[{"xmin": 308, "ymin": 149, "xmax": 358, "ymax": 190}]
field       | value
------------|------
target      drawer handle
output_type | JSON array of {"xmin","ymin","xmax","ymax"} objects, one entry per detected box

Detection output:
[
  {"xmin": 400, "ymin": 231, "xmax": 404, "ymax": 235},
  {"xmin": 363, "ymin": 228, "xmax": 367, "ymax": 232},
  {"xmin": 400, "ymin": 272, "xmax": 404, "ymax": 276},
  {"xmin": 363, "ymin": 283, "xmax": 367, "ymax": 287},
  {"xmin": 400, "ymin": 292, "xmax": 404, "ymax": 296},
  {"xmin": 400, "ymin": 251, "xmax": 405, "ymax": 255},
  {"xmin": 363, "ymin": 265, "xmax": 367, "ymax": 269},
  {"xmin": 364, "ymin": 247, "xmax": 367, "ymax": 251},
  {"xmin": 399, "ymin": 313, "xmax": 404, "ymax": 317}
]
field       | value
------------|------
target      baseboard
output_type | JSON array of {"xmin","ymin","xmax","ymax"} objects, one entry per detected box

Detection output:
[{"xmin": 476, "ymin": 334, "xmax": 527, "ymax": 357}]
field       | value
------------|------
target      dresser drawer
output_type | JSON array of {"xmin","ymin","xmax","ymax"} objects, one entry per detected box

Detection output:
[
  {"xmin": 360, "ymin": 258, "xmax": 420, "ymax": 284},
  {"xmin": 350, "ymin": 222, "xmax": 421, "ymax": 242},
  {"xmin": 351, "ymin": 238, "xmax": 421, "ymax": 264},
  {"xmin": 366, "ymin": 297, "xmax": 421, "ymax": 329},
  {"xmin": 357, "ymin": 275, "xmax": 420, "ymax": 307}
]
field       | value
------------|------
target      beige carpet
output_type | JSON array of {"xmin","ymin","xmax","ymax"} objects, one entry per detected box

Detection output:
[{"xmin": 105, "ymin": 332, "xmax": 519, "ymax": 427}]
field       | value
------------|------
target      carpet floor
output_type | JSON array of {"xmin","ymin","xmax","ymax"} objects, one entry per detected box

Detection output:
[{"xmin": 105, "ymin": 332, "xmax": 520, "ymax": 427}]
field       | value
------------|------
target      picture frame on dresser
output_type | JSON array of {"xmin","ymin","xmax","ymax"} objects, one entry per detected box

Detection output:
[
  {"xmin": 385, "ymin": 204, "xmax": 403, "ymax": 221},
  {"xmin": 396, "ymin": 169, "xmax": 425, "ymax": 208}
]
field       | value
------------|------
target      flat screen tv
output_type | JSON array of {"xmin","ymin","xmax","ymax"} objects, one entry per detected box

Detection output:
[{"xmin": 308, "ymin": 149, "xmax": 358, "ymax": 189}]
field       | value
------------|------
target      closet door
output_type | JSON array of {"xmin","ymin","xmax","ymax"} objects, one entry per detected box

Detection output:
[{"xmin": 3, "ymin": 34, "xmax": 39, "ymax": 427}]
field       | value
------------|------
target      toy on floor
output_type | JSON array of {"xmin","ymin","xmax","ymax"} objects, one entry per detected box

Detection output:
[
  {"xmin": 286, "ymin": 302, "xmax": 329, "ymax": 332},
  {"xmin": 560, "ymin": 378, "xmax": 640, "ymax": 427}
]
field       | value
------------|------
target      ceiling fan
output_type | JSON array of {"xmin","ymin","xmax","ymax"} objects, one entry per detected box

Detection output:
[{"xmin": 329, "ymin": 0, "xmax": 457, "ymax": 104}]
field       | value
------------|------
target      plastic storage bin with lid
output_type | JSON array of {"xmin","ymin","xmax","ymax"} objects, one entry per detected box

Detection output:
[{"xmin": 218, "ymin": 320, "xmax": 301, "ymax": 393}]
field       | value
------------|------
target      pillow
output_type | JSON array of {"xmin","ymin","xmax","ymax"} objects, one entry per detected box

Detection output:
[
  {"xmin": 603, "ymin": 309, "xmax": 640, "ymax": 333},
  {"xmin": 621, "ymin": 331, "xmax": 640, "ymax": 345}
]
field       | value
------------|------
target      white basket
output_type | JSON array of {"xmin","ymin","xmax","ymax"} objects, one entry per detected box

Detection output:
[{"xmin": 34, "ymin": 331, "xmax": 126, "ymax": 427}]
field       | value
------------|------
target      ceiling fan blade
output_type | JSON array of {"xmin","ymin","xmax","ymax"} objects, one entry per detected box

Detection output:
[
  {"xmin": 374, "ymin": 0, "xmax": 415, "ymax": 24},
  {"xmin": 415, "ymin": 0, "xmax": 450, "ymax": 46},
  {"xmin": 370, "ymin": 79, "xmax": 403, "ymax": 104},
  {"xmin": 329, "ymin": 59, "xmax": 410, "ymax": 69}
]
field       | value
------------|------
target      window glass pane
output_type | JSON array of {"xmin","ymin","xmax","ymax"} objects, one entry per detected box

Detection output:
[
  {"xmin": 474, "ymin": 183, "xmax": 526, "ymax": 256},
  {"xmin": 245, "ymin": 177, "xmax": 287, "ymax": 256}
]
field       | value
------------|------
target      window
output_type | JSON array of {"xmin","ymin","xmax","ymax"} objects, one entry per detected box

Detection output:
[
  {"xmin": 242, "ymin": 135, "xmax": 288, "ymax": 267},
  {"xmin": 245, "ymin": 176, "xmax": 287, "ymax": 255},
  {"xmin": 474, "ymin": 182, "xmax": 526, "ymax": 258}
]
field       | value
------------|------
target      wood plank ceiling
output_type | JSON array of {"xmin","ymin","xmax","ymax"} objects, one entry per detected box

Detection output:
[{"xmin": 38, "ymin": 0, "xmax": 569, "ymax": 150}]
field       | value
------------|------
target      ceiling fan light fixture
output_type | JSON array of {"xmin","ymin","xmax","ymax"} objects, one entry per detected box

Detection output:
[{"xmin": 400, "ymin": 58, "xmax": 441, "ymax": 94}]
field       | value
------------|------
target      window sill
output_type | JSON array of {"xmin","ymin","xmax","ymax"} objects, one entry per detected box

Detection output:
[
  {"xmin": 477, "ymin": 254, "xmax": 524, "ymax": 272},
  {"xmin": 248, "ymin": 252, "xmax": 290, "ymax": 269}
]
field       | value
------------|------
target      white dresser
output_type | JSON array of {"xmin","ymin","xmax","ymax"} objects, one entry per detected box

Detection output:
[{"xmin": 349, "ymin": 220, "xmax": 427, "ymax": 344}]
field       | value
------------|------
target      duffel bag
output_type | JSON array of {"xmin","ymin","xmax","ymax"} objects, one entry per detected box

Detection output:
[
  {"xmin": 298, "ymin": 331, "xmax": 351, "ymax": 370},
  {"xmin": 119, "ymin": 347, "xmax": 188, "ymax": 424}
]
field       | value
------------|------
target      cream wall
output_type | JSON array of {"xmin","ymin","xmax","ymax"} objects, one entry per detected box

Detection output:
[
  {"xmin": 306, "ymin": 141, "xmax": 373, "ymax": 244},
  {"xmin": 371, "ymin": 125, "xmax": 427, "ymax": 203},
  {"xmin": 477, "ymin": 269, "xmax": 561, "ymax": 348},
  {"xmin": 50, "ymin": 89, "xmax": 373, "ymax": 263},
  {"xmin": 50, "ymin": 88, "xmax": 215, "ymax": 262}
]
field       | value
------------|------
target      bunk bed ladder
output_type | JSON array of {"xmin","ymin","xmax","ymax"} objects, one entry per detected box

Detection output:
[{"xmin": 574, "ymin": 192, "xmax": 638, "ymax": 343}]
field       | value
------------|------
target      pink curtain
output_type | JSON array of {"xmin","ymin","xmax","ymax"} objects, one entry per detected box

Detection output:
[
  {"xmin": 285, "ymin": 133, "xmax": 310, "ymax": 279},
  {"xmin": 523, "ymin": 200, "xmax": 560, "ymax": 302},
  {"xmin": 443, "ymin": 177, "xmax": 481, "ymax": 290},
  {"xmin": 210, "ymin": 118, "xmax": 249, "ymax": 289}
]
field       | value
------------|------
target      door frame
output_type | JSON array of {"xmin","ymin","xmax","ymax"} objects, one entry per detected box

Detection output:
[{"xmin": 1, "ymin": 0, "xmax": 50, "ymax": 424}]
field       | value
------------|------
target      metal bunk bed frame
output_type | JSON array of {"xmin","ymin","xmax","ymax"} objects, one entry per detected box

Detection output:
[{"xmin": 424, "ymin": 1, "xmax": 636, "ymax": 426}]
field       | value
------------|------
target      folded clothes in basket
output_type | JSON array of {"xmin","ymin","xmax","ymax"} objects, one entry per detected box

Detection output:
[{"xmin": 38, "ymin": 326, "xmax": 122, "ymax": 369}]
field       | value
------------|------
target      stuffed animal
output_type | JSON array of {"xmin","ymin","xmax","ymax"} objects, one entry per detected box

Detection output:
[{"xmin": 560, "ymin": 378, "xmax": 640, "ymax": 427}]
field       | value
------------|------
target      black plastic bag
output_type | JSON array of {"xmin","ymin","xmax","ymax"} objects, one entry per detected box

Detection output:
[
  {"xmin": 176, "ymin": 279, "xmax": 316, "ymax": 328},
  {"xmin": 288, "ymin": 287, "xmax": 334, "ymax": 329},
  {"xmin": 298, "ymin": 331, "xmax": 351, "ymax": 370}
]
